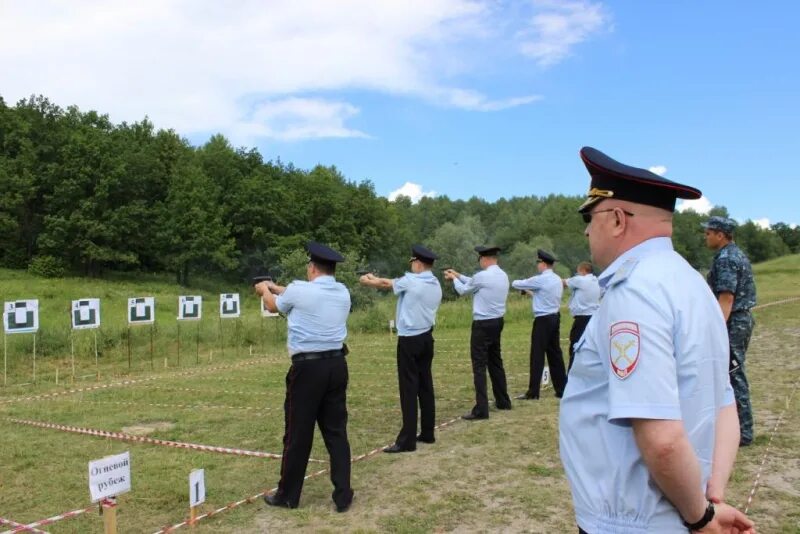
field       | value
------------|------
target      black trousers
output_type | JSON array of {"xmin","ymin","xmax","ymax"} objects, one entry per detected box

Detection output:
[
  {"xmin": 277, "ymin": 356, "xmax": 353, "ymax": 509},
  {"xmin": 470, "ymin": 318, "xmax": 512, "ymax": 416},
  {"xmin": 568, "ymin": 315, "xmax": 592, "ymax": 372},
  {"xmin": 394, "ymin": 330, "xmax": 435, "ymax": 449},
  {"xmin": 527, "ymin": 313, "xmax": 568, "ymax": 397}
]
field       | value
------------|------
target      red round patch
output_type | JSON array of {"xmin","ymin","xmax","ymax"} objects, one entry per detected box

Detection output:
[{"xmin": 609, "ymin": 321, "xmax": 640, "ymax": 380}]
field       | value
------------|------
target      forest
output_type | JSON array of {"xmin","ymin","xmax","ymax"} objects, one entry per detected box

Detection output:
[{"xmin": 2, "ymin": 95, "xmax": 797, "ymax": 289}]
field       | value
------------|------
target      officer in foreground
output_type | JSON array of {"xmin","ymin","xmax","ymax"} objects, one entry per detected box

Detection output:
[
  {"xmin": 511, "ymin": 249, "xmax": 568, "ymax": 399},
  {"xmin": 559, "ymin": 147, "xmax": 754, "ymax": 533},
  {"xmin": 444, "ymin": 246, "xmax": 513, "ymax": 419},
  {"xmin": 359, "ymin": 245, "xmax": 443, "ymax": 452},
  {"xmin": 562, "ymin": 261, "xmax": 600, "ymax": 371},
  {"xmin": 255, "ymin": 242, "xmax": 354, "ymax": 513},
  {"xmin": 703, "ymin": 216, "xmax": 757, "ymax": 446}
]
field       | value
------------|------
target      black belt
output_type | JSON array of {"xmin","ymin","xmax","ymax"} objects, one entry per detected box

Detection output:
[
  {"xmin": 730, "ymin": 309, "xmax": 751, "ymax": 315},
  {"xmin": 291, "ymin": 347, "xmax": 347, "ymax": 363}
]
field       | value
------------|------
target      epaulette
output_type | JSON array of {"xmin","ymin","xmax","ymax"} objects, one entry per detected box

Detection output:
[{"xmin": 606, "ymin": 257, "xmax": 640, "ymax": 289}]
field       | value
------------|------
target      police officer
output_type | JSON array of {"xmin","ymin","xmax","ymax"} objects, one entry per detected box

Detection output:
[
  {"xmin": 562, "ymin": 261, "xmax": 600, "ymax": 372},
  {"xmin": 703, "ymin": 216, "xmax": 757, "ymax": 446},
  {"xmin": 511, "ymin": 249, "xmax": 568, "ymax": 399},
  {"xmin": 559, "ymin": 147, "xmax": 754, "ymax": 533},
  {"xmin": 255, "ymin": 242, "xmax": 354, "ymax": 513},
  {"xmin": 444, "ymin": 246, "xmax": 512, "ymax": 419},
  {"xmin": 359, "ymin": 245, "xmax": 443, "ymax": 452}
]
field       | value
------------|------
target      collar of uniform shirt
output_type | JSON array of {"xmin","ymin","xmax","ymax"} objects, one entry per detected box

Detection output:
[
  {"xmin": 598, "ymin": 236, "xmax": 673, "ymax": 289},
  {"xmin": 312, "ymin": 275, "xmax": 336, "ymax": 284}
]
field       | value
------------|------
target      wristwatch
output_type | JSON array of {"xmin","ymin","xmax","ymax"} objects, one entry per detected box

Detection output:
[{"xmin": 683, "ymin": 501, "xmax": 715, "ymax": 531}]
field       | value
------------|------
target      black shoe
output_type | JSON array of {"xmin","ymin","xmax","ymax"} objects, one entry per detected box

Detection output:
[
  {"xmin": 515, "ymin": 393, "xmax": 538, "ymax": 400},
  {"xmin": 739, "ymin": 438, "xmax": 753, "ymax": 447},
  {"xmin": 336, "ymin": 493, "xmax": 354, "ymax": 513},
  {"xmin": 462, "ymin": 412, "xmax": 488, "ymax": 420},
  {"xmin": 416, "ymin": 435, "xmax": 435, "ymax": 444},
  {"xmin": 384, "ymin": 443, "xmax": 415, "ymax": 453},
  {"xmin": 264, "ymin": 493, "xmax": 295, "ymax": 509}
]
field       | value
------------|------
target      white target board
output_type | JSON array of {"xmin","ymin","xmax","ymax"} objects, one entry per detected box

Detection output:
[
  {"xmin": 4, "ymin": 300, "xmax": 39, "ymax": 334},
  {"xmin": 128, "ymin": 297, "xmax": 155, "ymax": 324},
  {"xmin": 178, "ymin": 296, "xmax": 203, "ymax": 321},
  {"xmin": 260, "ymin": 297, "xmax": 279, "ymax": 318},
  {"xmin": 72, "ymin": 298, "xmax": 101, "ymax": 330},
  {"xmin": 542, "ymin": 366, "xmax": 550, "ymax": 386},
  {"xmin": 219, "ymin": 293, "xmax": 240, "ymax": 318}
]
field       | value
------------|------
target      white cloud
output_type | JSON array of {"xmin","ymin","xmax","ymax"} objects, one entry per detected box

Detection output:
[
  {"xmin": 0, "ymin": 0, "xmax": 573, "ymax": 143},
  {"xmin": 752, "ymin": 218, "xmax": 771, "ymax": 230},
  {"xmin": 388, "ymin": 182, "xmax": 438, "ymax": 203},
  {"xmin": 518, "ymin": 1, "xmax": 610, "ymax": 67},
  {"xmin": 648, "ymin": 165, "xmax": 667, "ymax": 176},
  {"xmin": 676, "ymin": 195, "xmax": 714, "ymax": 215},
  {"xmin": 232, "ymin": 98, "xmax": 369, "ymax": 141}
]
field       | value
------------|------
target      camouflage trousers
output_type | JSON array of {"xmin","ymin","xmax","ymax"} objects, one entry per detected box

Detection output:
[{"xmin": 728, "ymin": 312, "xmax": 754, "ymax": 444}]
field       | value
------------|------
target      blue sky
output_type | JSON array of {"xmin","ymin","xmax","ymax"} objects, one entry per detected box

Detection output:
[{"xmin": 2, "ymin": 1, "xmax": 797, "ymax": 225}]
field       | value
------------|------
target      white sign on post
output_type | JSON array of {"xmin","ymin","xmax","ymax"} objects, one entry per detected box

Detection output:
[
  {"xmin": 542, "ymin": 366, "xmax": 550, "ymax": 386},
  {"xmin": 260, "ymin": 298, "xmax": 279, "ymax": 318},
  {"xmin": 219, "ymin": 293, "xmax": 240, "ymax": 318},
  {"xmin": 3, "ymin": 300, "xmax": 39, "ymax": 334},
  {"xmin": 178, "ymin": 296, "xmax": 203, "ymax": 321},
  {"xmin": 89, "ymin": 451, "xmax": 131, "ymax": 502},
  {"xmin": 71, "ymin": 298, "xmax": 101, "ymax": 330},
  {"xmin": 189, "ymin": 469, "xmax": 206, "ymax": 507},
  {"xmin": 128, "ymin": 297, "xmax": 155, "ymax": 324}
]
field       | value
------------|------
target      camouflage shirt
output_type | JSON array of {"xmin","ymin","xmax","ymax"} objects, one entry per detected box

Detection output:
[{"xmin": 707, "ymin": 242, "xmax": 757, "ymax": 312}]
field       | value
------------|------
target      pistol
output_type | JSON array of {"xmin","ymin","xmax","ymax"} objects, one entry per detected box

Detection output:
[{"xmin": 251, "ymin": 275, "xmax": 273, "ymax": 285}]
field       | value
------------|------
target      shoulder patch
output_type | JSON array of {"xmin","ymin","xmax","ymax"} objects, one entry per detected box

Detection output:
[
  {"xmin": 606, "ymin": 257, "xmax": 639, "ymax": 289},
  {"xmin": 609, "ymin": 321, "xmax": 640, "ymax": 380}
]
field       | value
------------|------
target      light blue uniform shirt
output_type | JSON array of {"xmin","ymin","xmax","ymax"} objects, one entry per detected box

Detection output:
[
  {"xmin": 559, "ymin": 237, "xmax": 735, "ymax": 533},
  {"xmin": 393, "ymin": 271, "xmax": 442, "ymax": 337},
  {"xmin": 511, "ymin": 268, "xmax": 562, "ymax": 317},
  {"xmin": 453, "ymin": 264, "xmax": 509, "ymax": 320},
  {"xmin": 275, "ymin": 275, "xmax": 350, "ymax": 356},
  {"xmin": 565, "ymin": 274, "xmax": 601, "ymax": 317}
]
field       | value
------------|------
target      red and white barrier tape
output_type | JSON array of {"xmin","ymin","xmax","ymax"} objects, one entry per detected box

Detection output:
[
  {"xmin": 3, "ymin": 504, "xmax": 94, "ymax": 533},
  {"xmin": 752, "ymin": 296, "xmax": 800, "ymax": 310},
  {"xmin": 0, "ymin": 358, "xmax": 270, "ymax": 405},
  {"xmin": 141, "ymin": 385, "xmax": 271, "ymax": 396},
  {"xmin": 0, "ymin": 517, "xmax": 49, "ymax": 533},
  {"xmin": 743, "ymin": 378, "xmax": 799, "ymax": 513},
  {"xmin": 8, "ymin": 418, "xmax": 326, "ymax": 463},
  {"xmin": 153, "ymin": 414, "xmax": 464, "ymax": 533}
]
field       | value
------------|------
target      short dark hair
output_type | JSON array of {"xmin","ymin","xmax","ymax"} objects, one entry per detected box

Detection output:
[
  {"xmin": 311, "ymin": 260, "xmax": 336, "ymax": 275},
  {"xmin": 578, "ymin": 261, "xmax": 593, "ymax": 273}
]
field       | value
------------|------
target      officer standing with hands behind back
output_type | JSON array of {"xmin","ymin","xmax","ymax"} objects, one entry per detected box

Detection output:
[
  {"xmin": 360, "ymin": 245, "xmax": 442, "ymax": 453},
  {"xmin": 255, "ymin": 241, "xmax": 354, "ymax": 513},
  {"xmin": 563, "ymin": 261, "xmax": 600, "ymax": 372},
  {"xmin": 559, "ymin": 147, "xmax": 754, "ymax": 534},
  {"xmin": 444, "ymin": 246, "xmax": 513, "ymax": 420},
  {"xmin": 511, "ymin": 249, "xmax": 568, "ymax": 400}
]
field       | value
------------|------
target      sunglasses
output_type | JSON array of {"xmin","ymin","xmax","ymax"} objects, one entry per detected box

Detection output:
[{"xmin": 582, "ymin": 208, "xmax": 635, "ymax": 224}]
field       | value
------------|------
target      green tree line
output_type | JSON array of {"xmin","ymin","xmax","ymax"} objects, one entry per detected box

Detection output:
[{"xmin": 1, "ymin": 95, "xmax": 797, "ymax": 288}]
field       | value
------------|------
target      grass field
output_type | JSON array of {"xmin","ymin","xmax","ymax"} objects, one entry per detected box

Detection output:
[{"xmin": 1, "ymin": 256, "xmax": 799, "ymax": 533}]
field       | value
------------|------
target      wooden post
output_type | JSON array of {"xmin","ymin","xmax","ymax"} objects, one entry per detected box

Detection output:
[
  {"xmin": 177, "ymin": 321, "xmax": 181, "ymax": 368},
  {"xmin": 71, "ymin": 334, "xmax": 76, "ymax": 382},
  {"xmin": 189, "ymin": 505, "xmax": 198, "ymax": 527},
  {"xmin": 32, "ymin": 333, "xmax": 37, "ymax": 383},
  {"xmin": 219, "ymin": 316, "xmax": 224, "ymax": 359},
  {"xmin": 149, "ymin": 325, "xmax": 154, "ymax": 370},
  {"xmin": 3, "ymin": 334, "xmax": 7, "ymax": 386},
  {"xmin": 102, "ymin": 497, "xmax": 117, "ymax": 534},
  {"xmin": 127, "ymin": 327, "xmax": 132, "ymax": 370},
  {"xmin": 94, "ymin": 330, "xmax": 99, "ymax": 381},
  {"xmin": 195, "ymin": 322, "xmax": 200, "ymax": 365}
]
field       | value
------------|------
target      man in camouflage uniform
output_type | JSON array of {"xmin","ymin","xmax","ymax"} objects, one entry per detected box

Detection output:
[{"xmin": 703, "ymin": 216, "xmax": 757, "ymax": 445}]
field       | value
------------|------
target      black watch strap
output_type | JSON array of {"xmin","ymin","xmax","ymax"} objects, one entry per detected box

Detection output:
[{"xmin": 682, "ymin": 501, "xmax": 715, "ymax": 531}]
